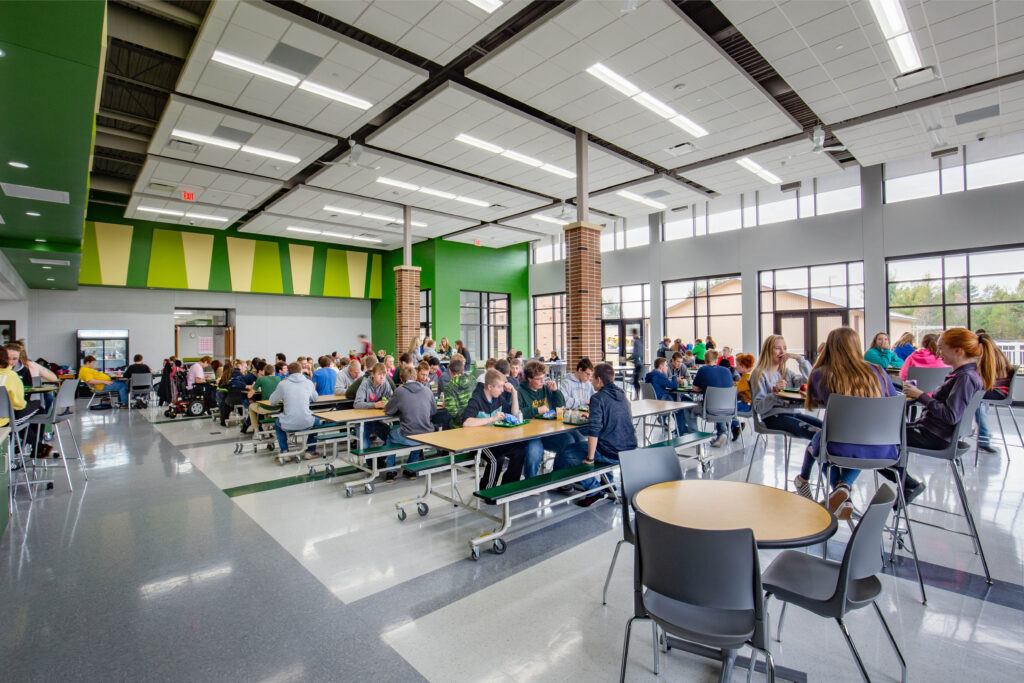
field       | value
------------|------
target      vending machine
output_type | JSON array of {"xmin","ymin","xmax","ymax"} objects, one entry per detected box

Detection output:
[{"xmin": 76, "ymin": 329, "xmax": 129, "ymax": 373}]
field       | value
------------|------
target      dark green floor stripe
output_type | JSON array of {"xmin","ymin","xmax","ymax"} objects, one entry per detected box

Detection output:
[
  {"xmin": 149, "ymin": 415, "xmax": 216, "ymax": 424},
  {"xmin": 223, "ymin": 466, "xmax": 361, "ymax": 497}
]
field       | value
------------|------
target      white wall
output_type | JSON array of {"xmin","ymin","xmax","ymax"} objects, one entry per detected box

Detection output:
[
  {"xmin": 12, "ymin": 287, "xmax": 371, "ymax": 366},
  {"xmin": 529, "ymin": 165, "xmax": 1024, "ymax": 355}
]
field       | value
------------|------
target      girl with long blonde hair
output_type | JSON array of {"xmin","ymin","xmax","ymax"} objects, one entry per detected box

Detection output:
[
  {"xmin": 751, "ymin": 334, "xmax": 819, "ymax": 442},
  {"xmin": 794, "ymin": 328, "xmax": 900, "ymax": 518},
  {"xmin": 893, "ymin": 331, "xmax": 916, "ymax": 361}
]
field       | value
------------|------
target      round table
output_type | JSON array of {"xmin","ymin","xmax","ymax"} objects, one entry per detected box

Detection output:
[{"xmin": 634, "ymin": 480, "xmax": 836, "ymax": 549}]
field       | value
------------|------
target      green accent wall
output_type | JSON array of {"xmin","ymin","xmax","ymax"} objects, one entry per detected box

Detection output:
[
  {"xmin": 81, "ymin": 204, "xmax": 382, "ymax": 299},
  {"xmin": 371, "ymin": 239, "xmax": 530, "ymax": 357}
]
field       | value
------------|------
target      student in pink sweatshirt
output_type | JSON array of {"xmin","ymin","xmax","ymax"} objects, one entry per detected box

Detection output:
[{"xmin": 900, "ymin": 333, "xmax": 950, "ymax": 381}]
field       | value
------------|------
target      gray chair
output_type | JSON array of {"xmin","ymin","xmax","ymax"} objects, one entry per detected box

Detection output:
[
  {"xmin": 639, "ymin": 382, "xmax": 657, "ymax": 401},
  {"xmin": 907, "ymin": 389, "xmax": 991, "ymax": 583},
  {"xmin": 129, "ymin": 372, "xmax": 153, "ymax": 407},
  {"xmin": 815, "ymin": 394, "xmax": 926, "ymax": 604},
  {"xmin": 621, "ymin": 510, "xmax": 775, "ymax": 682},
  {"xmin": 762, "ymin": 485, "xmax": 907, "ymax": 683},
  {"xmin": 905, "ymin": 366, "xmax": 949, "ymax": 395},
  {"xmin": 744, "ymin": 410, "xmax": 799, "ymax": 491},
  {"xmin": 702, "ymin": 385, "xmax": 739, "ymax": 441},
  {"xmin": 29, "ymin": 379, "xmax": 85, "ymax": 490},
  {"xmin": 30, "ymin": 375, "xmax": 42, "ymax": 388},
  {"xmin": 978, "ymin": 365, "xmax": 1022, "ymax": 460},
  {"xmin": 1, "ymin": 388, "xmax": 48, "ymax": 511},
  {"xmin": 85, "ymin": 379, "xmax": 119, "ymax": 409},
  {"xmin": 603, "ymin": 446, "xmax": 682, "ymax": 605}
]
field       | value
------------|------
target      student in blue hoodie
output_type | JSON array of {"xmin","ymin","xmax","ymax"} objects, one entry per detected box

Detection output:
[
  {"xmin": 645, "ymin": 357, "xmax": 696, "ymax": 434},
  {"xmin": 553, "ymin": 363, "xmax": 637, "ymax": 507},
  {"xmin": 311, "ymin": 355, "xmax": 338, "ymax": 396}
]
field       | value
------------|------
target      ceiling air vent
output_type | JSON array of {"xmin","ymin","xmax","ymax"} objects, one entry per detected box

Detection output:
[
  {"xmin": 167, "ymin": 139, "xmax": 201, "ymax": 154},
  {"xmin": 780, "ymin": 181, "xmax": 802, "ymax": 193},
  {"xmin": 148, "ymin": 182, "xmax": 177, "ymax": 194},
  {"xmin": 931, "ymin": 147, "xmax": 959, "ymax": 159},
  {"xmin": 954, "ymin": 104, "xmax": 1000, "ymax": 126}
]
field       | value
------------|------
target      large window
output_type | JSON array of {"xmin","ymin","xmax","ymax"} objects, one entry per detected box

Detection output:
[
  {"xmin": 533, "ymin": 293, "xmax": 566, "ymax": 360},
  {"xmin": 663, "ymin": 276, "xmax": 743, "ymax": 350},
  {"xmin": 759, "ymin": 262, "xmax": 864, "ymax": 358},
  {"xmin": 419, "ymin": 289, "xmax": 431, "ymax": 341},
  {"xmin": 532, "ymin": 234, "xmax": 566, "ymax": 264},
  {"xmin": 601, "ymin": 218, "xmax": 649, "ymax": 252},
  {"xmin": 887, "ymin": 246, "xmax": 1024, "ymax": 359},
  {"xmin": 459, "ymin": 291, "xmax": 510, "ymax": 361},
  {"xmin": 602, "ymin": 284, "xmax": 650, "ymax": 361}
]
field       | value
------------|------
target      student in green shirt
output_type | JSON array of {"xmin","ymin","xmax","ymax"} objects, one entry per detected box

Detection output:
[
  {"xmin": 517, "ymin": 360, "xmax": 583, "ymax": 479},
  {"xmin": 243, "ymin": 364, "xmax": 283, "ymax": 434}
]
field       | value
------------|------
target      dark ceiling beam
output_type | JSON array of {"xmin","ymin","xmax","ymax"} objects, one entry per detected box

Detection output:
[{"xmin": 112, "ymin": 0, "xmax": 204, "ymax": 28}]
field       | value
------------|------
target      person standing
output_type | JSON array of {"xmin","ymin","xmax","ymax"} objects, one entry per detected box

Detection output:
[{"xmin": 626, "ymin": 327, "xmax": 644, "ymax": 395}]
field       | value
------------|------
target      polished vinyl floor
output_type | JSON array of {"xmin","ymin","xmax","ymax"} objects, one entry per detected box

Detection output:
[{"xmin": 2, "ymin": 401, "xmax": 1022, "ymax": 682}]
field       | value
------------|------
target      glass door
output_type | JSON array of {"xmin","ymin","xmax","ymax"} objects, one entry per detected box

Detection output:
[
  {"xmin": 103, "ymin": 339, "xmax": 127, "ymax": 372},
  {"xmin": 774, "ymin": 311, "xmax": 848, "ymax": 362},
  {"xmin": 603, "ymin": 322, "xmax": 622, "ymax": 362}
]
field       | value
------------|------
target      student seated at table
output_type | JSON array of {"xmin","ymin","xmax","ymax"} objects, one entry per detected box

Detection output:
[
  {"xmin": 974, "ymin": 332, "xmax": 1013, "ymax": 454},
  {"xmin": 421, "ymin": 338, "xmax": 439, "ymax": 360},
  {"xmin": 243, "ymin": 363, "xmax": 282, "ymax": 434},
  {"xmin": 548, "ymin": 350, "xmax": 560, "ymax": 362},
  {"xmin": 0, "ymin": 352, "xmax": 41, "ymax": 448},
  {"xmin": 476, "ymin": 357, "xmax": 498, "ymax": 383},
  {"xmin": 898, "ymin": 333, "xmax": 948, "ymax": 382},
  {"xmin": 719, "ymin": 346, "xmax": 736, "ymax": 368},
  {"xmin": 553, "ymin": 362, "xmax": 637, "ymax": 507},
  {"xmin": 560, "ymin": 357, "xmax": 595, "ymax": 410},
  {"xmin": 734, "ymin": 353, "xmax": 755, "ymax": 414},
  {"xmin": 79, "ymin": 355, "xmax": 131, "ymax": 407},
  {"xmin": 416, "ymin": 361, "xmax": 433, "ymax": 389},
  {"xmin": 438, "ymin": 337, "xmax": 453, "ymax": 357},
  {"xmin": 898, "ymin": 328, "xmax": 998, "ymax": 503},
  {"xmin": 792, "ymin": 327, "xmax": 900, "ymax": 519},
  {"xmin": 519, "ymin": 360, "xmax": 581, "ymax": 479},
  {"xmin": 692, "ymin": 338, "xmax": 707, "ymax": 365},
  {"xmin": 646, "ymin": 357, "xmax": 696, "ymax": 435},
  {"xmin": 354, "ymin": 363, "xmax": 394, "ymax": 464},
  {"xmin": 692, "ymin": 349, "xmax": 740, "ymax": 448},
  {"xmin": 185, "ymin": 355, "xmax": 214, "ymax": 406},
  {"xmin": 443, "ymin": 355, "xmax": 476, "ymax": 428},
  {"xmin": 718, "ymin": 354, "xmax": 740, "ymax": 382},
  {"xmin": 751, "ymin": 335, "xmax": 821, "ymax": 442},
  {"xmin": 682, "ymin": 350, "xmax": 696, "ymax": 369},
  {"xmin": 335, "ymin": 360, "xmax": 362, "ymax": 394},
  {"xmin": 463, "ymin": 369, "xmax": 525, "ymax": 488},
  {"xmin": 656, "ymin": 336, "xmax": 672, "ymax": 360},
  {"xmin": 311, "ymin": 356, "xmax": 337, "ymax": 396},
  {"xmin": 428, "ymin": 355, "xmax": 450, "ymax": 393},
  {"xmin": 123, "ymin": 354, "xmax": 153, "ymax": 382},
  {"xmin": 394, "ymin": 353, "xmax": 416, "ymax": 386},
  {"xmin": 384, "ymin": 365, "xmax": 436, "ymax": 479},
  {"xmin": 267, "ymin": 362, "xmax": 320, "ymax": 460},
  {"xmin": 668, "ymin": 352, "xmax": 690, "ymax": 382},
  {"xmin": 892, "ymin": 332, "xmax": 916, "ymax": 361},
  {"xmin": 220, "ymin": 359, "xmax": 256, "ymax": 426},
  {"xmin": 507, "ymin": 357, "xmax": 523, "ymax": 386},
  {"xmin": 864, "ymin": 332, "xmax": 904, "ymax": 369},
  {"xmin": 453, "ymin": 339, "xmax": 472, "ymax": 368}
]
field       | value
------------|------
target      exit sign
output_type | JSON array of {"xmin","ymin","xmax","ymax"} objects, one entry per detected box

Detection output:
[{"xmin": 182, "ymin": 191, "xmax": 195, "ymax": 201}]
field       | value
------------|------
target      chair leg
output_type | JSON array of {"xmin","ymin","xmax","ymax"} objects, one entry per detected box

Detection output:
[
  {"xmin": 891, "ymin": 472, "xmax": 927, "ymax": 604},
  {"xmin": 836, "ymin": 618, "xmax": 871, "ymax": 683},
  {"xmin": 652, "ymin": 621, "xmax": 660, "ymax": 675},
  {"xmin": 950, "ymin": 460, "xmax": 992, "ymax": 583},
  {"xmin": 66, "ymin": 423, "xmax": 87, "ymax": 481},
  {"xmin": 1004, "ymin": 405, "xmax": 1024, "ymax": 453},
  {"xmin": 749, "ymin": 646, "xmax": 775, "ymax": 683},
  {"xmin": 872, "ymin": 602, "xmax": 907, "ymax": 683},
  {"xmin": 619, "ymin": 616, "xmax": 638, "ymax": 683},
  {"xmin": 603, "ymin": 539, "xmax": 625, "ymax": 605},
  {"xmin": 993, "ymin": 407, "xmax": 1009, "ymax": 456},
  {"xmin": 782, "ymin": 436, "xmax": 791, "ymax": 490},
  {"xmin": 775, "ymin": 601, "xmax": 788, "ymax": 643},
  {"xmin": 54, "ymin": 428, "xmax": 72, "ymax": 491},
  {"xmin": 744, "ymin": 434, "xmax": 763, "ymax": 482}
]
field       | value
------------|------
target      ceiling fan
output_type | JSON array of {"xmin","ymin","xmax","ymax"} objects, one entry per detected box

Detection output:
[
  {"xmin": 810, "ymin": 125, "xmax": 847, "ymax": 154},
  {"xmin": 557, "ymin": 201, "xmax": 575, "ymax": 220},
  {"xmin": 322, "ymin": 141, "xmax": 381, "ymax": 171}
]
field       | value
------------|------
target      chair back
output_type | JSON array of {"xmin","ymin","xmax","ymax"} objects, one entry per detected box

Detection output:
[
  {"xmin": 820, "ymin": 394, "xmax": 905, "ymax": 470},
  {"xmin": 0, "ymin": 386, "xmax": 16, "ymax": 430},
  {"xmin": 702, "ymin": 385, "xmax": 738, "ymax": 420},
  {"xmin": 54, "ymin": 379, "xmax": 80, "ymax": 416},
  {"xmin": 130, "ymin": 373, "xmax": 153, "ymax": 391},
  {"xmin": 835, "ymin": 485, "xmax": 895, "ymax": 605},
  {"xmin": 983, "ymin": 366, "xmax": 1018, "ymax": 407},
  {"xmin": 618, "ymin": 447, "xmax": 682, "ymax": 544},
  {"xmin": 906, "ymin": 366, "xmax": 949, "ymax": 395},
  {"xmin": 640, "ymin": 382, "xmax": 657, "ymax": 401},
  {"xmin": 635, "ymin": 509, "xmax": 760, "ymax": 612},
  {"xmin": 908, "ymin": 389, "xmax": 984, "ymax": 460}
]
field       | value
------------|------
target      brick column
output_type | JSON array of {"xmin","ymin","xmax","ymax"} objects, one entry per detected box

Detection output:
[
  {"xmin": 394, "ymin": 265, "xmax": 421, "ymax": 355},
  {"xmin": 564, "ymin": 221, "xmax": 602, "ymax": 365}
]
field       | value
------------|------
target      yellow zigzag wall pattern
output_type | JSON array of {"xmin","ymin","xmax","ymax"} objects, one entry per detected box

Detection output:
[{"xmin": 80, "ymin": 222, "xmax": 381, "ymax": 299}]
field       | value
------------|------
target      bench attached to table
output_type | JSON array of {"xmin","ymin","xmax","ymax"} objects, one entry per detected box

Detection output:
[
  {"xmin": 465, "ymin": 462, "xmax": 618, "ymax": 560},
  {"xmin": 649, "ymin": 431, "xmax": 717, "ymax": 471},
  {"xmin": 394, "ymin": 452, "xmax": 477, "ymax": 520}
]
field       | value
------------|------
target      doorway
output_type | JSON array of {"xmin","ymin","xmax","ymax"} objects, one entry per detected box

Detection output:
[
  {"xmin": 603, "ymin": 318, "xmax": 645, "ymax": 363},
  {"xmin": 774, "ymin": 311, "xmax": 847, "ymax": 361}
]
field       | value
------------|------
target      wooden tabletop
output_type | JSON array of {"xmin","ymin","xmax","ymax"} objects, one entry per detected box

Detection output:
[
  {"xmin": 406, "ymin": 419, "xmax": 580, "ymax": 451},
  {"xmin": 25, "ymin": 385, "xmax": 59, "ymax": 394},
  {"xmin": 630, "ymin": 399, "xmax": 697, "ymax": 418},
  {"xmin": 258, "ymin": 395, "xmax": 353, "ymax": 409},
  {"xmin": 634, "ymin": 480, "xmax": 836, "ymax": 549},
  {"xmin": 776, "ymin": 389, "xmax": 806, "ymax": 402},
  {"xmin": 314, "ymin": 408, "xmax": 386, "ymax": 422}
]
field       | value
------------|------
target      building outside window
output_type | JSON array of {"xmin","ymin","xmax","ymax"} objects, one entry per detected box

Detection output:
[
  {"xmin": 460, "ymin": 291, "xmax": 510, "ymax": 361},
  {"xmin": 601, "ymin": 284, "xmax": 650, "ymax": 362},
  {"xmin": 533, "ymin": 293, "xmax": 566, "ymax": 360},
  {"xmin": 887, "ymin": 245, "xmax": 1024, "ymax": 367},
  {"xmin": 663, "ymin": 276, "xmax": 743, "ymax": 352}
]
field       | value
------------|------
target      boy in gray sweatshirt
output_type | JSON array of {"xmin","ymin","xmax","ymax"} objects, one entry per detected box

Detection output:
[
  {"xmin": 383, "ymin": 365, "xmax": 436, "ymax": 475},
  {"xmin": 354, "ymin": 363, "xmax": 394, "ymax": 451},
  {"xmin": 267, "ymin": 362, "xmax": 320, "ymax": 458},
  {"xmin": 559, "ymin": 357, "xmax": 596, "ymax": 410}
]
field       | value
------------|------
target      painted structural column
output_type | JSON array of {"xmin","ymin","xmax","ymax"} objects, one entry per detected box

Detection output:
[
  {"xmin": 860, "ymin": 164, "xmax": 887, "ymax": 336},
  {"xmin": 564, "ymin": 221, "xmax": 602, "ymax": 364},
  {"xmin": 394, "ymin": 265, "xmax": 421, "ymax": 356}
]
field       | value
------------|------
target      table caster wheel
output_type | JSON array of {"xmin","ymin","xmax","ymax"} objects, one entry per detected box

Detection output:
[
  {"xmin": 470, "ymin": 546, "xmax": 480, "ymax": 561},
  {"xmin": 46, "ymin": 482, "xmax": 54, "ymax": 490},
  {"xmin": 492, "ymin": 538, "xmax": 507, "ymax": 555},
  {"xmin": 308, "ymin": 466, "xmax": 315, "ymax": 476},
  {"xmin": 397, "ymin": 507, "xmax": 407, "ymax": 521},
  {"xmin": 325, "ymin": 464, "xmax": 335, "ymax": 475},
  {"xmin": 267, "ymin": 443, "xmax": 275, "ymax": 451},
  {"xmin": 417, "ymin": 502, "xmax": 429, "ymax": 516},
  {"xmin": 345, "ymin": 487, "xmax": 354, "ymax": 498},
  {"xmin": 364, "ymin": 483, "xmax": 374, "ymax": 494}
]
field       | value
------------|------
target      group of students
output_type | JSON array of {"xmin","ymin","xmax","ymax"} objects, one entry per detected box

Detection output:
[{"xmin": 1, "ymin": 340, "xmax": 61, "ymax": 460}]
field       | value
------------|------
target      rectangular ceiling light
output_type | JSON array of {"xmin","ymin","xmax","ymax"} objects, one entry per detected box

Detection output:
[
  {"xmin": 211, "ymin": 50, "xmax": 300, "ymax": 86},
  {"xmin": 323, "ymin": 205, "xmax": 361, "ymax": 216},
  {"xmin": 290, "ymin": 226, "xmax": 385, "ymax": 244},
  {"xmin": 586, "ymin": 63, "xmax": 708, "ymax": 138},
  {"xmin": 287, "ymin": 226, "xmax": 321, "ymax": 235},
  {"xmin": 377, "ymin": 177, "xmax": 419, "ymax": 191},
  {"xmin": 171, "ymin": 129, "xmax": 240, "ymax": 151},
  {"xmin": 29, "ymin": 258, "xmax": 71, "ymax": 266},
  {"xmin": 185, "ymin": 212, "xmax": 229, "ymax": 222},
  {"xmin": 455, "ymin": 133, "xmax": 576, "ymax": 178},
  {"xmin": 866, "ymin": 0, "xmax": 923, "ymax": 74},
  {"xmin": 735, "ymin": 157, "xmax": 781, "ymax": 184},
  {"xmin": 466, "ymin": 0, "xmax": 503, "ymax": 13},
  {"xmin": 239, "ymin": 145, "xmax": 301, "ymax": 164},
  {"xmin": 373, "ymin": 178, "xmax": 490, "ymax": 208},
  {"xmin": 616, "ymin": 190, "xmax": 667, "ymax": 211},
  {"xmin": 530, "ymin": 214, "xmax": 569, "ymax": 225},
  {"xmin": 0, "ymin": 182, "xmax": 70, "ymax": 204},
  {"xmin": 297, "ymin": 81, "xmax": 372, "ymax": 110},
  {"xmin": 419, "ymin": 187, "xmax": 457, "ymax": 200},
  {"xmin": 323, "ymin": 204, "xmax": 427, "ymax": 228},
  {"xmin": 138, "ymin": 206, "xmax": 186, "ymax": 216}
]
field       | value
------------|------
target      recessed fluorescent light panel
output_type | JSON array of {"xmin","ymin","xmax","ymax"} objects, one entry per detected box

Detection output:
[
  {"xmin": 287, "ymin": 226, "xmax": 383, "ymax": 243},
  {"xmin": 170, "ymin": 129, "xmax": 301, "ymax": 165},
  {"xmin": 735, "ymin": 157, "xmax": 781, "ymax": 184},
  {"xmin": 30, "ymin": 258, "xmax": 71, "ymax": 266},
  {"xmin": 373, "ymin": 177, "xmax": 490, "ymax": 208},
  {"xmin": 210, "ymin": 50, "xmax": 374, "ymax": 111},
  {"xmin": 138, "ymin": 206, "xmax": 229, "ymax": 222},
  {"xmin": 455, "ymin": 134, "xmax": 576, "ymax": 179},
  {"xmin": 322, "ymin": 204, "xmax": 427, "ymax": 227},
  {"xmin": 530, "ymin": 214, "xmax": 570, "ymax": 226},
  {"xmin": 586, "ymin": 63, "xmax": 708, "ymax": 138},
  {"xmin": 615, "ymin": 190, "xmax": 667, "ymax": 210},
  {"xmin": 866, "ymin": 0, "xmax": 923, "ymax": 73},
  {"xmin": 465, "ymin": 0, "xmax": 503, "ymax": 13}
]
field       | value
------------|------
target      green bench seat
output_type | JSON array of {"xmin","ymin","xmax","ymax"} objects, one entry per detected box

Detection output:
[
  {"xmin": 314, "ymin": 431, "xmax": 348, "ymax": 441},
  {"xmin": 649, "ymin": 432, "xmax": 716, "ymax": 450},
  {"xmin": 473, "ymin": 462, "xmax": 617, "ymax": 505},
  {"xmin": 350, "ymin": 443, "xmax": 419, "ymax": 457},
  {"xmin": 402, "ymin": 452, "xmax": 474, "ymax": 474}
]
